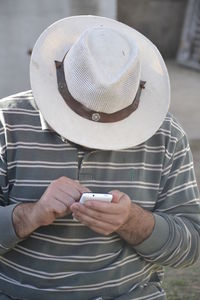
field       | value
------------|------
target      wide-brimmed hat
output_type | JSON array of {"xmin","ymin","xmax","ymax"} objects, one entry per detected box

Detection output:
[{"xmin": 30, "ymin": 15, "xmax": 170, "ymax": 150}]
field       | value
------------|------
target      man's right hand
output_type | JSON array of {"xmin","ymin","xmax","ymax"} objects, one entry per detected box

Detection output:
[{"xmin": 13, "ymin": 177, "xmax": 90, "ymax": 239}]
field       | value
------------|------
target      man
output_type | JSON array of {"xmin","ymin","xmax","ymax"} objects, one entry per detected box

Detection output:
[{"xmin": 0, "ymin": 15, "xmax": 199, "ymax": 300}]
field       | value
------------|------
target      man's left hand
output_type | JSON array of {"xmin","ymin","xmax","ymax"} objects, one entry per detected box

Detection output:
[
  {"xmin": 71, "ymin": 190, "xmax": 131, "ymax": 235},
  {"xmin": 70, "ymin": 190, "xmax": 155, "ymax": 245}
]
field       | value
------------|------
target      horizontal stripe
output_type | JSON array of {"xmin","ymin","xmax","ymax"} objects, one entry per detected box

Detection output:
[
  {"xmin": 0, "ymin": 91, "xmax": 199, "ymax": 300},
  {"xmin": 31, "ymin": 232, "xmax": 121, "ymax": 245}
]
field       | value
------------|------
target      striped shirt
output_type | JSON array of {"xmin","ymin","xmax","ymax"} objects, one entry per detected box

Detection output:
[{"xmin": 0, "ymin": 90, "xmax": 199, "ymax": 300}]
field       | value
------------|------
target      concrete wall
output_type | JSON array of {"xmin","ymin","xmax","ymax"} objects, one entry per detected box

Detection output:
[
  {"xmin": 0, "ymin": 0, "xmax": 116, "ymax": 98},
  {"xmin": 118, "ymin": 0, "xmax": 188, "ymax": 58}
]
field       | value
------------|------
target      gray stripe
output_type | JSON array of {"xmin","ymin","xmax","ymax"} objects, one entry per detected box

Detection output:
[{"xmin": 0, "ymin": 91, "xmax": 199, "ymax": 300}]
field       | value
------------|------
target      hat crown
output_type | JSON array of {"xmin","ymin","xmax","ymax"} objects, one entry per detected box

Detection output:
[{"xmin": 64, "ymin": 26, "xmax": 141, "ymax": 113}]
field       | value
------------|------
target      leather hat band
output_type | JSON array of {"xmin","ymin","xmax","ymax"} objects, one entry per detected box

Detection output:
[{"xmin": 55, "ymin": 56, "xmax": 146, "ymax": 123}]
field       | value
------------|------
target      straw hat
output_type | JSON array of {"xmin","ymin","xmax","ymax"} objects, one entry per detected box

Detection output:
[{"xmin": 30, "ymin": 15, "xmax": 170, "ymax": 150}]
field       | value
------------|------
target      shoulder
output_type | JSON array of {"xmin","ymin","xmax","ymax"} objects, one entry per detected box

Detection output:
[
  {"xmin": 159, "ymin": 112, "xmax": 186, "ymax": 142},
  {"xmin": 0, "ymin": 91, "xmax": 40, "ymax": 132},
  {"xmin": 132, "ymin": 113, "xmax": 189, "ymax": 159},
  {"xmin": 146, "ymin": 112, "xmax": 187, "ymax": 148},
  {"xmin": 147, "ymin": 113, "xmax": 190, "ymax": 162},
  {"xmin": 0, "ymin": 90, "xmax": 37, "ymax": 111}
]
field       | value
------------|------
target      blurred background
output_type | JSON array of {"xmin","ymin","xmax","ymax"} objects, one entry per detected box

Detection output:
[{"xmin": 0, "ymin": 1, "xmax": 200, "ymax": 298}]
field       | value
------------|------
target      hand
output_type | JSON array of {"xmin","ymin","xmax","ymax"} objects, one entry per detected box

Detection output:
[
  {"xmin": 32, "ymin": 176, "xmax": 90, "ymax": 226},
  {"xmin": 13, "ymin": 177, "xmax": 90, "ymax": 238},
  {"xmin": 70, "ymin": 190, "xmax": 132, "ymax": 236},
  {"xmin": 71, "ymin": 190, "xmax": 155, "ymax": 246}
]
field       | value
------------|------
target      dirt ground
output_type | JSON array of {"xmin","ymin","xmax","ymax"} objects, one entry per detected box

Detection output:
[{"xmin": 163, "ymin": 259, "xmax": 200, "ymax": 300}]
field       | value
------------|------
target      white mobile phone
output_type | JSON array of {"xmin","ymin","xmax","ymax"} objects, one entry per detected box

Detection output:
[{"xmin": 80, "ymin": 193, "xmax": 113, "ymax": 204}]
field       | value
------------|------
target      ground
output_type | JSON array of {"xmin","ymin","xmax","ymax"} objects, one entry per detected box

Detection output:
[{"xmin": 164, "ymin": 261, "xmax": 200, "ymax": 300}]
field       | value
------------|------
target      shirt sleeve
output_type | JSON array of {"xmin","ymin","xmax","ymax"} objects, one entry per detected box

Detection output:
[
  {"xmin": 0, "ymin": 121, "xmax": 21, "ymax": 254},
  {"xmin": 135, "ymin": 133, "xmax": 200, "ymax": 268}
]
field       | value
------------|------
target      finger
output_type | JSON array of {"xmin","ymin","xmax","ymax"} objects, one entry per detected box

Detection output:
[
  {"xmin": 73, "ymin": 209, "xmax": 116, "ymax": 233},
  {"xmin": 58, "ymin": 177, "xmax": 91, "ymax": 195},
  {"xmin": 80, "ymin": 186, "xmax": 91, "ymax": 194},
  {"xmin": 72, "ymin": 211, "xmax": 108, "ymax": 235},
  {"xmin": 109, "ymin": 190, "xmax": 125, "ymax": 203},
  {"xmin": 50, "ymin": 199, "xmax": 69, "ymax": 216},
  {"xmin": 55, "ymin": 194, "xmax": 75, "ymax": 207},
  {"xmin": 83, "ymin": 200, "xmax": 121, "ymax": 215},
  {"xmin": 58, "ymin": 185, "xmax": 81, "ymax": 200},
  {"xmin": 71, "ymin": 203, "xmax": 120, "ymax": 225},
  {"xmin": 53, "ymin": 178, "xmax": 86, "ymax": 200},
  {"xmin": 71, "ymin": 181, "xmax": 91, "ymax": 194}
]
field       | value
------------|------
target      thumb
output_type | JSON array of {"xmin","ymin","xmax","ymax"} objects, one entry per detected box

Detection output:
[{"xmin": 109, "ymin": 190, "xmax": 123, "ymax": 203}]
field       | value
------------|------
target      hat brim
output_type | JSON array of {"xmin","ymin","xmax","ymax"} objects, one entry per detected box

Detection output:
[{"xmin": 30, "ymin": 15, "xmax": 170, "ymax": 150}]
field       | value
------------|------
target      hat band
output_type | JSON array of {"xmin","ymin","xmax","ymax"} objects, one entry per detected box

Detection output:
[{"xmin": 55, "ymin": 59, "xmax": 146, "ymax": 123}]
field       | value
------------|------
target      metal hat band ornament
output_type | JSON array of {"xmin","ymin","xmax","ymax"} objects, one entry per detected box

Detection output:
[{"xmin": 55, "ymin": 53, "xmax": 146, "ymax": 123}]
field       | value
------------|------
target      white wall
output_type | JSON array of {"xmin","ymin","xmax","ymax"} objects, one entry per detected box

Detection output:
[{"xmin": 0, "ymin": 0, "xmax": 116, "ymax": 98}]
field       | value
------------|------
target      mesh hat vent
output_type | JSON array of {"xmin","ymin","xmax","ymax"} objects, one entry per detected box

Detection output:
[{"xmin": 64, "ymin": 27, "xmax": 141, "ymax": 114}]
